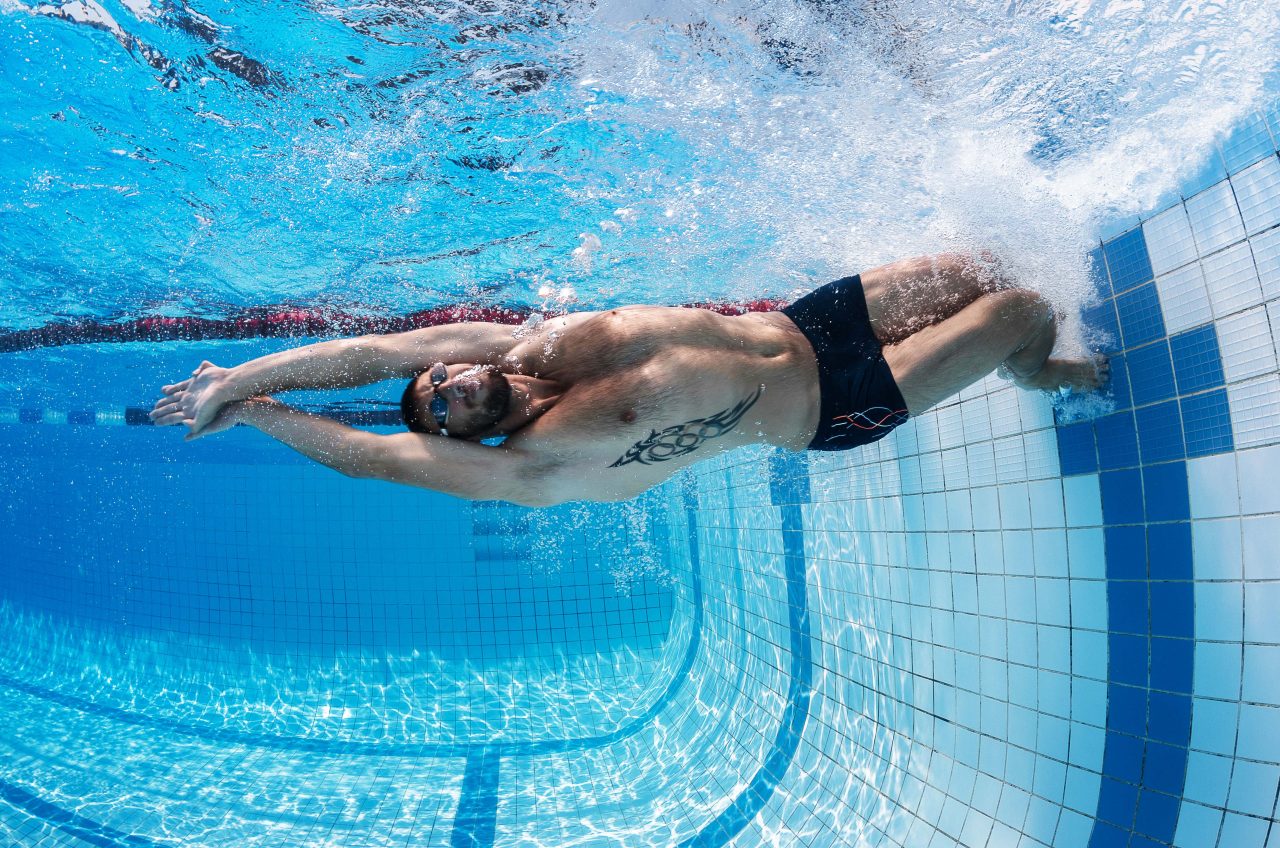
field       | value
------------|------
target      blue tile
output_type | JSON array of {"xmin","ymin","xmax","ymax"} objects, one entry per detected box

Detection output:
[
  {"xmin": 1103, "ymin": 353, "xmax": 1132, "ymax": 410},
  {"xmin": 1096, "ymin": 776, "xmax": 1140, "ymax": 827},
  {"xmin": 1150, "ymin": 583, "xmax": 1193, "ymax": 639},
  {"xmin": 1101, "ymin": 469, "xmax": 1144, "ymax": 524},
  {"xmin": 1083, "ymin": 301, "xmax": 1124, "ymax": 354},
  {"xmin": 1142, "ymin": 463, "xmax": 1190, "ymax": 522},
  {"xmin": 1135, "ymin": 790, "xmax": 1179, "ymax": 842},
  {"xmin": 1130, "ymin": 836, "xmax": 1166, "ymax": 848},
  {"xmin": 1109, "ymin": 581, "xmax": 1149, "ymax": 635},
  {"xmin": 1058, "ymin": 422, "xmax": 1099, "ymax": 475},
  {"xmin": 1136, "ymin": 402, "xmax": 1185, "ymax": 464},
  {"xmin": 1222, "ymin": 112, "xmax": 1276, "ymax": 172},
  {"xmin": 1147, "ymin": 523, "xmax": 1192, "ymax": 580},
  {"xmin": 1110, "ymin": 633, "xmax": 1148, "ymax": 687},
  {"xmin": 1142, "ymin": 741, "xmax": 1188, "ymax": 795},
  {"xmin": 1150, "ymin": 637, "xmax": 1193, "ymax": 694},
  {"xmin": 1103, "ymin": 729, "xmax": 1145, "ymax": 781},
  {"xmin": 1148, "ymin": 691, "xmax": 1192, "ymax": 745},
  {"xmin": 1127, "ymin": 341, "xmax": 1177, "ymax": 406},
  {"xmin": 1106, "ymin": 526, "xmax": 1147, "ymax": 579},
  {"xmin": 1097, "ymin": 413, "xmax": 1140, "ymax": 470},
  {"xmin": 1181, "ymin": 390, "xmax": 1233, "ymax": 457},
  {"xmin": 1116, "ymin": 283, "xmax": 1167, "ymax": 349},
  {"xmin": 1088, "ymin": 820, "xmax": 1130, "ymax": 848},
  {"xmin": 1088, "ymin": 246, "xmax": 1111, "ymax": 300},
  {"xmin": 1170, "ymin": 326, "xmax": 1225, "ymax": 394},
  {"xmin": 1103, "ymin": 228, "xmax": 1155, "ymax": 293},
  {"xmin": 1108, "ymin": 684, "xmax": 1147, "ymax": 737}
]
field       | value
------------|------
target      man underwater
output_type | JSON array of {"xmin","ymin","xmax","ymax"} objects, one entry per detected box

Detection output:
[{"xmin": 151, "ymin": 255, "xmax": 1108, "ymax": 506}]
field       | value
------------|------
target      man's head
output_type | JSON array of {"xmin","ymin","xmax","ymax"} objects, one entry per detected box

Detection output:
[{"xmin": 401, "ymin": 362, "xmax": 513, "ymax": 440}]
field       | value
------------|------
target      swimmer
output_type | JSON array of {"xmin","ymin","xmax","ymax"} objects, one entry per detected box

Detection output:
[{"xmin": 150, "ymin": 254, "xmax": 1109, "ymax": 506}]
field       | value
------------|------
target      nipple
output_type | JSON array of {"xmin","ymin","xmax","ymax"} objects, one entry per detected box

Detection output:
[{"xmin": 621, "ymin": 409, "xmax": 638, "ymax": 424}]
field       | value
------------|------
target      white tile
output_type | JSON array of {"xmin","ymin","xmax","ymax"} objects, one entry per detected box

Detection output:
[
  {"xmin": 960, "ymin": 396, "xmax": 992, "ymax": 441},
  {"xmin": 1028, "ymin": 479, "xmax": 1066, "ymax": 528},
  {"xmin": 1229, "ymin": 375, "xmax": 1280, "ymax": 449},
  {"xmin": 972, "ymin": 487, "xmax": 1001, "ymax": 531},
  {"xmin": 1195, "ymin": 641, "xmax": 1243, "ymax": 700},
  {"xmin": 1202, "ymin": 241, "xmax": 1264, "ymax": 316},
  {"xmin": 1187, "ymin": 180, "xmax": 1247, "ymax": 255},
  {"xmin": 920, "ymin": 450, "xmax": 945, "ymax": 493},
  {"xmin": 994, "ymin": 435, "xmax": 1028, "ymax": 483},
  {"xmin": 1239, "ymin": 444, "xmax": 1280, "ymax": 513},
  {"xmin": 1252, "ymin": 226, "xmax": 1280, "ymax": 301},
  {"xmin": 1217, "ymin": 307, "xmax": 1277, "ymax": 382},
  {"xmin": 1066, "ymin": 528, "xmax": 1105, "ymax": 579},
  {"xmin": 999, "ymin": 483, "xmax": 1032, "ymax": 529},
  {"xmin": 1269, "ymin": 299, "xmax": 1280, "ymax": 365},
  {"xmin": 1062, "ymin": 475, "xmax": 1102, "ymax": 527},
  {"xmin": 1023, "ymin": 428, "xmax": 1060, "ymax": 480},
  {"xmin": 1017, "ymin": 390, "xmax": 1055, "ymax": 431},
  {"xmin": 1187, "ymin": 453, "xmax": 1240, "ymax": 518},
  {"xmin": 947, "ymin": 489, "xmax": 973, "ymax": 532},
  {"xmin": 1243, "ymin": 644, "xmax": 1280, "ymax": 705},
  {"xmin": 1232, "ymin": 154, "xmax": 1280, "ymax": 235},
  {"xmin": 967, "ymin": 441, "xmax": 997, "ymax": 488},
  {"xmin": 1245, "ymin": 582, "xmax": 1280, "ymax": 643},
  {"xmin": 988, "ymin": 388, "xmax": 1023, "ymax": 439},
  {"xmin": 1192, "ymin": 518, "xmax": 1242, "ymax": 580},
  {"xmin": 1155, "ymin": 263, "xmax": 1214, "ymax": 333},
  {"xmin": 1033, "ymin": 530, "xmax": 1068, "ymax": 577},
  {"xmin": 1144, "ymin": 204, "xmax": 1198, "ymax": 275},
  {"xmin": 943, "ymin": 446, "xmax": 970, "ymax": 491},
  {"xmin": 1070, "ymin": 579, "xmax": 1107, "ymax": 630},
  {"xmin": 938, "ymin": 403, "xmax": 965, "ymax": 450},
  {"xmin": 1243, "ymin": 516, "xmax": 1280, "ymax": 579}
]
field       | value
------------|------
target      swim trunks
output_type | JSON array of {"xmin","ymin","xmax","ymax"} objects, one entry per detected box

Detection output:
[{"xmin": 781, "ymin": 275, "xmax": 911, "ymax": 451}]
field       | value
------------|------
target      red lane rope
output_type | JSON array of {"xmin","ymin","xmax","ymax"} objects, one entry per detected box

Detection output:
[{"xmin": 0, "ymin": 300, "xmax": 786, "ymax": 353}]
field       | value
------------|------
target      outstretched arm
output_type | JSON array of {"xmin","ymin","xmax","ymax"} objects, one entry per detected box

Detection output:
[
  {"xmin": 183, "ymin": 397, "xmax": 553, "ymax": 505},
  {"xmin": 161, "ymin": 322, "xmax": 521, "ymax": 435}
]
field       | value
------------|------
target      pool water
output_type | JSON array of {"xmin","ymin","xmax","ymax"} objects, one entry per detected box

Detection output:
[{"xmin": 2, "ymin": 1, "xmax": 1280, "ymax": 846}]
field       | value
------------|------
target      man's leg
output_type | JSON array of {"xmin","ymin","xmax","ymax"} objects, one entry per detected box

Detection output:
[
  {"xmin": 881, "ymin": 287, "xmax": 1108, "ymax": 416},
  {"xmin": 855, "ymin": 253, "xmax": 1107, "ymax": 415}
]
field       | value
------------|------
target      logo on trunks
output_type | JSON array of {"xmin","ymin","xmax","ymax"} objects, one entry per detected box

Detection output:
[{"xmin": 825, "ymin": 407, "xmax": 909, "ymax": 443}]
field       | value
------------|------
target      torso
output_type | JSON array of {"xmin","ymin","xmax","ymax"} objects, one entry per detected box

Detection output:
[{"xmin": 491, "ymin": 306, "xmax": 820, "ymax": 503}]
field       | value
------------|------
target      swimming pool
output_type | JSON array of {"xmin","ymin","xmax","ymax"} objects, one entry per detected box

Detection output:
[{"xmin": 2, "ymin": 1, "xmax": 1279, "ymax": 845}]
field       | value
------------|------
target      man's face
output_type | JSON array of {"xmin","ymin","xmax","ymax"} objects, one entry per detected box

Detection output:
[{"xmin": 408, "ymin": 363, "xmax": 506, "ymax": 438}]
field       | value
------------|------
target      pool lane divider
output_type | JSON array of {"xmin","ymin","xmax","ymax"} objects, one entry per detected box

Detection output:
[{"xmin": 0, "ymin": 300, "xmax": 784, "ymax": 353}]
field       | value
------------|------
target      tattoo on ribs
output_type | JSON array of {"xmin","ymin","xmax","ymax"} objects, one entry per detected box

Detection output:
[{"xmin": 610, "ymin": 387, "xmax": 763, "ymax": 467}]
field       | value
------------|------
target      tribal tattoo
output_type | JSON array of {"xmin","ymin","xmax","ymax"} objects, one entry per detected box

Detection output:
[{"xmin": 610, "ymin": 386, "xmax": 763, "ymax": 468}]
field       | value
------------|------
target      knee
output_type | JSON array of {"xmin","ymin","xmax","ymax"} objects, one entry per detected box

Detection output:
[
  {"xmin": 933, "ymin": 251, "xmax": 1014, "ymax": 292},
  {"xmin": 987, "ymin": 287, "xmax": 1053, "ymax": 333}
]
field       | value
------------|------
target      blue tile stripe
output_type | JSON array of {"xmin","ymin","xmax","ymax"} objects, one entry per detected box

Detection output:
[
  {"xmin": 451, "ymin": 750, "xmax": 500, "ymax": 848},
  {"xmin": 0, "ymin": 778, "xmax": 165, "ymax": 847},
  {"xmin": 682, "ymin": 450, "xmax": 813, "ymax": 847},
  {"xmin": 1072, "ymin": 234, "xmax": 1205, "ymax": 848}
]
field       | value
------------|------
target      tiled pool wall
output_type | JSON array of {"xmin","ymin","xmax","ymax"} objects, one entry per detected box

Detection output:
[{"xmin": 699, "ymin": 107, "xmax": 1280, "ymax": 846}]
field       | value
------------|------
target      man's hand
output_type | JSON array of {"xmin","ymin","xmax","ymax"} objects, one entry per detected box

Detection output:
[
  {"xmin": 149, "ymin": 358, "xmax": 244, "ymax": 438},
  {"xmin": 151, "ymin": 360, "xmax": 236, "ymax": 437}
]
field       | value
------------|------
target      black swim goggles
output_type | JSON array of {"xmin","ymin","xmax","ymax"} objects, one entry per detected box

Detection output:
[{"xmin": 428, "ymin": 362, "xmax": 450, "ymax": 434}]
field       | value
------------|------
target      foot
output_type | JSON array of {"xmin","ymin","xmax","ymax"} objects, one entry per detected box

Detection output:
[{"xmin": 1006, "ymin": 355, "xmax": 1110, "ymax": 393}]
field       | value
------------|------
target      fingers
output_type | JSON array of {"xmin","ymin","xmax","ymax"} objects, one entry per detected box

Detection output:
[
  {"xmin": 162, "ymin": 378, "xmax": 192, "ymax": 395},
  {"xmin": 152, "ymin": 410, "xmax": 190, "ymax": 427}
]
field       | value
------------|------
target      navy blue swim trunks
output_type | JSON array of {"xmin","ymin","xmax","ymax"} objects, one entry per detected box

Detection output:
[{"xmin": 782, "ymin": 275, "xmax": 911, "ymax": 451}]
